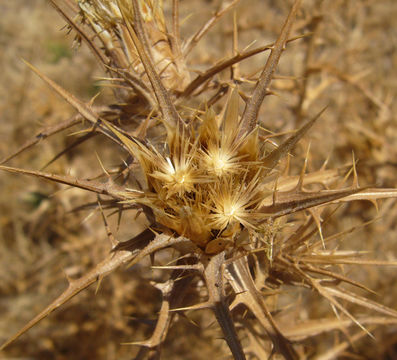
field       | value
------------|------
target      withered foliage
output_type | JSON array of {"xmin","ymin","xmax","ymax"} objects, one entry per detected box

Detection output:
[{"xmin": 1, "ymin": 0, "xmax": 397, "ymax": 359}]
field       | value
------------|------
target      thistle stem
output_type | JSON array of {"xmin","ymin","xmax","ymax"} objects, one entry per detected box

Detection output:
[
  {"xmin": 213, "ymin": 301, "xmax": 246, "ymax": 360},
  {"xmin": 204, "ymin": 252, "xmax": 246, "ymax": 360}
]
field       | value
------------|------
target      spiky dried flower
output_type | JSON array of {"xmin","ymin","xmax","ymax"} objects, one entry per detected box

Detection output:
[{"xmin": 1, "ymin": 0, "xmax": 397, "ymax": 359}]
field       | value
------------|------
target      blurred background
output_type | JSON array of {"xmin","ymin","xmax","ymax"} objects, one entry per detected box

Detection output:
[{"xmin": 1, "ymin": 0, "xmax": 397, "ymax": 358}]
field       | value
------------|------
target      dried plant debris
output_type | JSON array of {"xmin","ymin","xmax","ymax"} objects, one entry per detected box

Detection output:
[{"xmin": 1, "ymin": 0, "xmax": 397, "ymax": 359}]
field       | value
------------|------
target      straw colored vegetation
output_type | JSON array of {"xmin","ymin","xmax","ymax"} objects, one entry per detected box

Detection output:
[{"xmin": 1, "ymin": 0, "xmax": 397, "ymax": 359}]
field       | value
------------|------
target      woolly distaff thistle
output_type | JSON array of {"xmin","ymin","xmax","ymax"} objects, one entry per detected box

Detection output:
[{"xmin": 1, "ymin": 0, "xmax": 397, "ymax": 359}]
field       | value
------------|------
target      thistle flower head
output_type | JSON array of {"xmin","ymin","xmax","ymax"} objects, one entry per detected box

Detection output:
[{"xmin": 110, "ymin": 85, "xmax": 273, "ymax": 253}]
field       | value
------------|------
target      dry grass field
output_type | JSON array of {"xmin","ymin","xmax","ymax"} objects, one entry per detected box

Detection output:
[{"xmin": 1, "ymin": 0, "xmax": 397, "ymax": 359}]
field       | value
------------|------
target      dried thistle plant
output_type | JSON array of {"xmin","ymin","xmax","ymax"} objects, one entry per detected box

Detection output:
[{"xmin": 1, "ymin": 0, "xmax": 397, "ymax": 359}]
